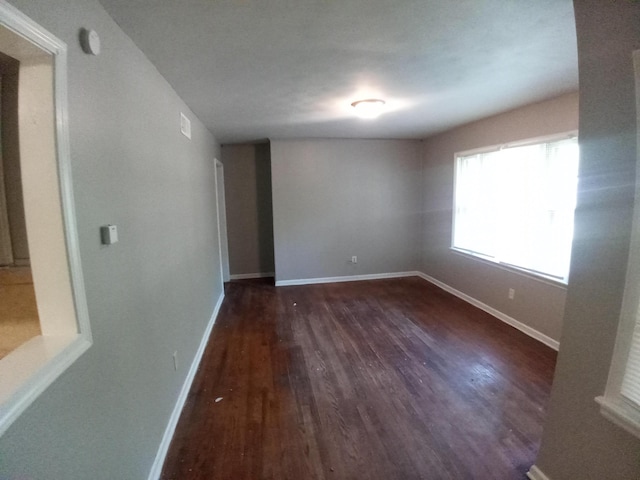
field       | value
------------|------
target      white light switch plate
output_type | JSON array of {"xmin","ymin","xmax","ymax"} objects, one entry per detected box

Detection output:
[{"xmin": 100, "ymin": 225, "xmax": 118, "ymax": 245}]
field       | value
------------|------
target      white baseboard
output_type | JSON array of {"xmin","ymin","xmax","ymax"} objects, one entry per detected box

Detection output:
[
  {"xmin": 147, "ymin": 291, "xmax": 225, "ymax": 480},
  {"xmin": 275, "ymin": 271, "xmax": 420, "ymax": 287},
  {"xmin": 527, "ymin": 465, "xmax": 551, "ymax": 480},
  {"xmin": 417, "ymin": 272, "xmax": 560, "ymax": 351},
  {"xmin": 229, "ymin": 272, "xmax": 274, "ymax": 280}
]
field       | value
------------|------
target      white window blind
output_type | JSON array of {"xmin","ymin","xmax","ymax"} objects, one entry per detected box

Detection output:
[
  {"xmin": 453, "ymin": 136, "xmax": 579, "ymax": 282},
  {"xmin": 622, "ymin": 312, "xmax": 640, "ymax": 408}
]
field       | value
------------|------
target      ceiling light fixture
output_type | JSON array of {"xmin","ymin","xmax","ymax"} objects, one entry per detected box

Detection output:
[{"xmin": 351, "ymin": 98, "xmax": 386, "ymax": 119}]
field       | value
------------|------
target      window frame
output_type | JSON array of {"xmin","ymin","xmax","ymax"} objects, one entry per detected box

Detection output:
[
  {"xmin": 0, "ymin": 3, "xmax": 92, "ymax": 437},
  {"xmin": 595, "ymin": 49, "xmax": 640, "ymax": 440},
  {"xmin": 450, "ymin": 131, "xmax": 579, "ymax": 286}
]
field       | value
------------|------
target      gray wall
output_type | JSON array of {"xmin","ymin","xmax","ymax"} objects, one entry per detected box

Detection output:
[
  {"xmin": 535, "ymin": 2, "xmax": 640, "ymax": 479},
  {"xmin": 271, "ymin": 139, "xmax": 422, "ymax": 282},
  {"xmin": 421, "ymin": 92, "xmax": 579, "ymax": 342},
  {"xmin": 221, "ymin": 142, "xmax": 275, "ymax": 276},
  {"xmin": 0, "ymin": 1, "xmax": 223, "ymax": 479}
]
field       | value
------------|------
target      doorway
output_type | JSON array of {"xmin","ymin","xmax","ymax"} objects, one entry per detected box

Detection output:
[
  {"xmin": 0, "ymin": 52, "xmax": 40, "ymax": 358},
  {"xmin": 220, "ymin": 142, "xmax": 275, "ymax": 280}
]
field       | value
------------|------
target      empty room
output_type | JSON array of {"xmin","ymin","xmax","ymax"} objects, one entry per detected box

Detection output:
[{"xmin": 0, "ymin": 1, "xmax": 639, "ymax": 480}]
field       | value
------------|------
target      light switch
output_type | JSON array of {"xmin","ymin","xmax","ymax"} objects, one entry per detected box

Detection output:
[{"xmin": 100, "ymin": 225, "xmax": 118, "ymax": 245}]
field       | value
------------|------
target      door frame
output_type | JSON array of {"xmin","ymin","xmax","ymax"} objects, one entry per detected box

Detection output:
[{"xmin": 214, "ymin": 158, "xmax": 230, "ymax": 282}]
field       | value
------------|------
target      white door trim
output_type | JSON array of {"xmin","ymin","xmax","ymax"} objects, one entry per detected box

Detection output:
[{"xmin": 215, "ymin": 159, "xmax": 230, "ymax": 282}]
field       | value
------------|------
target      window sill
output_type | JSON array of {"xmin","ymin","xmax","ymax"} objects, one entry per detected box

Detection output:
[
  {"xmin": 595, "ymin": 395, "xmax": 640, "ymax": 440},
  {"xmin": 0, "ymin": 334, "xmax": 91, "ymax": 436},
  {"xmin": 449, "ymin": 247, "xmax": 568, "ymax": 289}
]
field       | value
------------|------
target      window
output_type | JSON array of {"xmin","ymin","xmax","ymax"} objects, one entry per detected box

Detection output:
[
  {"xmin": 452, "ymin": 134, "xmax": 579, "ymax": 283},
  {"xmin": 595, "ymin": 49, "xmax": 640, "ymax": 439},
  {"xmin": 0, "ymin": 3, "xmax": 91, "ymax": 436}
]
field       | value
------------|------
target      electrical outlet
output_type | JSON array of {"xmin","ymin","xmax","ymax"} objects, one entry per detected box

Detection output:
[
  {"xmin": 173, "ymin": 351, "xmax": 178, "ymax": 371},
  {"xmin": 508, "ymin": 288, "xmax": 515, "ymax": 300},
  {"xmin": 351, "ymin": 256, "xmax": 357, "ymax": 264}
]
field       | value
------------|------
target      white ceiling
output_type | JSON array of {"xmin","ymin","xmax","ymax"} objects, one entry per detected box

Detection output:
[{"xmin": 99, "ymin": 0, "xmax": 578, "ymax": 144}]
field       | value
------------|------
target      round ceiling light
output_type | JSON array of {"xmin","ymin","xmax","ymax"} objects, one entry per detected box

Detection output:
[{"xmin": 351, "ymin": 98, "xmax": 386, "ymax": 119}]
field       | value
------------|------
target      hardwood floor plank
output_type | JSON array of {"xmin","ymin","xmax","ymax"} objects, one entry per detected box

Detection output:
[{"xmin": 161, "ymin": 277, "xmax": 556, "ymax": 480}]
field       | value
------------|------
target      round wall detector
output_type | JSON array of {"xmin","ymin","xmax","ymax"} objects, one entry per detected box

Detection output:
[{"xmin": 79, "ymin": 28, "xmax": 101, "ymax": 56}]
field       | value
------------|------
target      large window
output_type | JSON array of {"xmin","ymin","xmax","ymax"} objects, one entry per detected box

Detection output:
[{"xmin": 452, "ymin": 134, "xmax": 579, "ymax": 283}]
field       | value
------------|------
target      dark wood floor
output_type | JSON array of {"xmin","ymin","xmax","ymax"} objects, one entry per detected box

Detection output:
[{"xmin": 161, "ymin": 277, "xmax": 556, "ymax": 480}]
